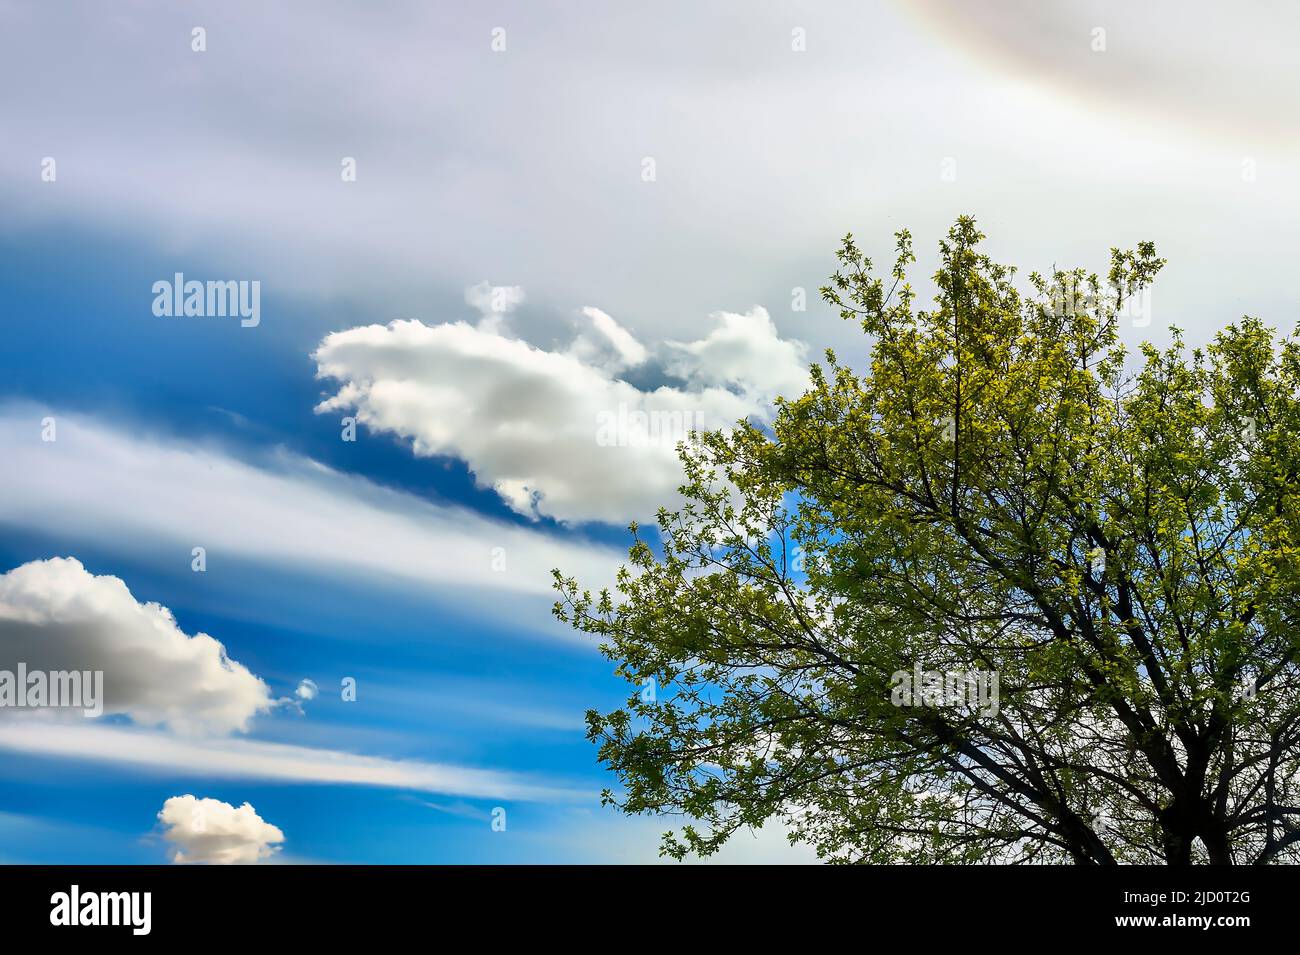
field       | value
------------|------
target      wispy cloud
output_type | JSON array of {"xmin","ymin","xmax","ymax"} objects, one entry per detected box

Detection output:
[
  {"xmin": 0, "ymin": 404, "xmax": 621, "ymax": 610},
  {"xmin": 0, "ymin": 721, "xmax": 590, "ymax": 803}
]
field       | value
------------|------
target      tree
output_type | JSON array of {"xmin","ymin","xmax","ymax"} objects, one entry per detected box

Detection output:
[{"xmin": 553, "ymin": 217, "xmax": 1300, "ymax": 864}]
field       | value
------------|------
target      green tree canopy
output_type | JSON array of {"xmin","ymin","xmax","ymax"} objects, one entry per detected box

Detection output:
[{"xmin": 554, "ymin": 217, "xmax": 1300, "ymax": 864}]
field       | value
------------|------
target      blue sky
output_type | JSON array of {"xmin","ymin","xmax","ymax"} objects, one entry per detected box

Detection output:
[
  {"xmin": 0, "ymin": 160, "xmax": 810, "ymax": 863},
  {"xmin": 0, "ymin": 182, "xmax": 673, "ymax": 861},
  {"xmin": 0, "ymin": 230, "xmax": 667, "ymax": 862},
  {"xmin": 1, "ymin": 0, "xmax": 1297, "ymax": 863}
]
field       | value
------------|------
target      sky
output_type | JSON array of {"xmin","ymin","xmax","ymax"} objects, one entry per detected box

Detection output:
[{"xmin": 0, "ymin": 0, "xmax": 1296, "ymax": 864}]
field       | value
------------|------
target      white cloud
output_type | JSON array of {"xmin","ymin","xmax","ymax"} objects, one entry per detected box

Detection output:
[
  {"xmin": 664, "ymin": 308, "xmax": 810, "ymax": 402},
  {"xmin": 0, "ymin": 557, "xmax": 271, "ymax": 735},
  {"xmin": 567, "ymin": 306, "xmax": 649, "ymax": 373},
  {"xmin": 0, "ymin": 721, "xmax": 589, "ymax": 803},
  {"xmin": 465, "ymin": 281, "xmax": 525, "ymax": 315},
  {"xmin": 2, "ymin": 1, "xmax": 1297, "ymax": 354},
  {"xmin": 312, "ymin": 307, "xmax": 808, "ymax": 524},
  {"xmin": 0, "ymin": 405, "xmax": 621, "ymax": 613},
  {"xmin": 465, "ymin": 281, "xmax": 526, "ymax": 334},
  {"xmin": 295, "ymin": 679, "xmax": 318, "ymax": 701},
  {"xmin": 158, "ymin": 795, "xmax": 285, "ymax": 865}
]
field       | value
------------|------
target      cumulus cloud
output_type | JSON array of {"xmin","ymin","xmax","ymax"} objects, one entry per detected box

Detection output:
[
  {"xmin": 0, "ymin": 557, "xmax": 272, "ymax": 735},
  {"xmin": 313, "ymin": 306, "xmax": 808, "ymax": 524},
  {"xmin": 295, "ymin": 679, "xmax": 318, "ymax": 701},
  {"xmin": 158, "ymin": 795, "xmax": 285, "ymax": 865},
  {"xmin": 664, "ymin": 309, "xmax": 810, "ymax": 401}
]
